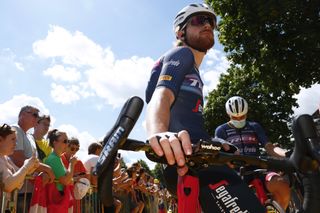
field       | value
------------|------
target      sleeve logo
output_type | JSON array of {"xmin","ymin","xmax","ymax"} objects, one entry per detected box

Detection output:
[{"xmin": 159, "ymin": 75, "xmax": 172, "ymax": 81}]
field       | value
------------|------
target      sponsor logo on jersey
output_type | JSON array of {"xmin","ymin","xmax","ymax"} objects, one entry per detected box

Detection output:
[
  {"xmin": 159, "ymin": 75, "xmax": 172, "ymax": 81},
  {"xmin": 192, "ymin": 99, "xmax": 203, "ymax": 113},
  {"xmin": 165, "ymin": 59, "xmax": 180, "ymax": 67},
  {"xmin": 209, "ymin": 180, "xmax": 249, "ymax": 213}
]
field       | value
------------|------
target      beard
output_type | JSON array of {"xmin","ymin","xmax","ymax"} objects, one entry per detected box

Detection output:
[{"xmin": 186, "ymin": 30, "xmax": 214, "ymax": 52}]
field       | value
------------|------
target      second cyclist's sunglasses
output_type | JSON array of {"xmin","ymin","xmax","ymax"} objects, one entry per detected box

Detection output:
[{"xmin": 189, "ymin": 15, "xmax": 216, "ymax": 28}]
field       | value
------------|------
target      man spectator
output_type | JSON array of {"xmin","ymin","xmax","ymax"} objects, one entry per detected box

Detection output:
[
  {"xmin": 9, "ymin": 105, "xmax": 55, "ymax": 211},
  {"xmin": 83, "ymin": 142, "xmax": 102, "ymax": 185},
  {"xmin": 33, "ymin": 114, "xmax": 52, "ymax": 162}
]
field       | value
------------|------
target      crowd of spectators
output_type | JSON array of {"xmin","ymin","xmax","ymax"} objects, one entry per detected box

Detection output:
[{"xmin": 0, "ymin": 105, "xmax": 176, "ymax": 213}]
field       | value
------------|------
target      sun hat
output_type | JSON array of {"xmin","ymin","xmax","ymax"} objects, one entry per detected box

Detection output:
[{"xmin": 73, "ymin": 178, "xmax": 90, "ymax": 200}]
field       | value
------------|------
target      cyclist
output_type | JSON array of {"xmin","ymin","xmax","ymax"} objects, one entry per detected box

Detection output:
[
  {"xmin": 215, "ymin": 96, "xmax": 291, "ymax": 210},
  {"xmin": 145, "ymin": 3, "xmax": 263, "ymax": 213}
]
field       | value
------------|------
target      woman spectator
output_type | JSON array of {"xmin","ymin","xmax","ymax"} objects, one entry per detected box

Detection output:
[
  {"xmin": 45, "ymin": 129, "xmax": 77, "ymax": 193},
  {"xmin": 0, "ymin": 124, "xmax": 39, "ymax": 209}
]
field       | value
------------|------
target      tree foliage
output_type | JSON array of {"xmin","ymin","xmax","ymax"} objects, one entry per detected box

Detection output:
[
  {"xmin": 152, "ymin": 163, "xmax": 167, "ymax": 187},
  {"xmin": 137, "ymin": 159, "xmax": 153, "ymax": 175},
  {"xmin": 209, "ymin": 0, "xmax": 319, "ymax": 87},
  {"xmin": 204, "ymin": 0, "xmax": 320, "ymax": 147}
]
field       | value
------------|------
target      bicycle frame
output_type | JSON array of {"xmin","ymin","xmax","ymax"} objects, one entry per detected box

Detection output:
[{"xmin": 96, "ymin": 96, "xmax": 320, "ymax": 213}]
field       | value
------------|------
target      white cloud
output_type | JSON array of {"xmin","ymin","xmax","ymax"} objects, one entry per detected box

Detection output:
[
  {"xmin": 294, "ymin": 84, "xmax": 320, "ymax": 115},
  {"xmin": 43, "ymin": 65, "xmax": 81, "ymax": 82},
  {"xmin": 0, "ymin": 94, "xmax": 50, "ymax": 124},
  {"xmin": 201, "ymin": 49, "xmax": 230, "ymax": 96},
  {"xmin": 0, "ymin": 48, "xmax": 25, "ymax": 72},
  {"xmin": 0, "ymin": 95, "xmax": 54, "ymax": 135},
  {"xmin": 50, "ymin": 83, "xmax": 81, "ymax": 104},
  {"xmin": 57, "ymin": 123, "xmax": 98, "ymax": 161},
  {"xmin": 33, "ymin": 25, "xmax": 154, "ymax": 107},
  {"xmin": 14, "ymin": 62, "xmax": 25, "ymax": 71}
]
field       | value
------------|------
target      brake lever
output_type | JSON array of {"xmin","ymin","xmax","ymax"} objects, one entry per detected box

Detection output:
[{"xmin": 145, "ymin": 139, "xmax": 227, "ymax": 169}]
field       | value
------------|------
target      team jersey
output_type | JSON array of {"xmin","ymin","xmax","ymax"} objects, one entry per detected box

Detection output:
[
  {"xmin": 215, "ymin": 121, "xmax": 268, "ymax": 156},
  {"xmin": 145, "ymin": 46, "xmax": 210, "ymax": 143}
]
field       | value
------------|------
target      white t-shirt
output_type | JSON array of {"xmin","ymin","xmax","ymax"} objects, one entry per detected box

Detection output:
[
  {"xmin": 10, "ymin": 125, "xmax": 37, "ymax": 193},
  {"xmin": 83, "ymin": 154, "xmax": 99, "ymax": 174}
]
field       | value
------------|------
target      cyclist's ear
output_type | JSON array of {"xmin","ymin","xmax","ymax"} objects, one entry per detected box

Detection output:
[{"xmin": 177, "ymin": 30, "xmax": 185, "ymax": 40}]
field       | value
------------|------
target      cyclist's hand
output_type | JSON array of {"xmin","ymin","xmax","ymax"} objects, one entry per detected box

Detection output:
[{"xmin": 148, "ymin": 130, "xmax": 192, "ymax": 176}]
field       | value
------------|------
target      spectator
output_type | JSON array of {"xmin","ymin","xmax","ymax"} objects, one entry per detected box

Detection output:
[
  {"xmin": 127, "ymin": 166, "xmax": 144, "ymax": 213},
  {"xmin": 9, "ymin": 105, "xmax": 54, "ymax": 211},
  {"xmin": 61, "ymin": 137, "xmax": 88, "ymax": 181},
  {"xmin": 45, "ymin": 129, "xmax": 77, "ymax": 193},
  {"xmin": 0, "ymin": 123, "xmax": 39, "ymax": 193},
  {"xmin": 33, "ymin": 114, "xmax": 52, "ymax": 162},
  {"xmin": 83, "ymin": 142, "xmax": 102, "ymax": 185},
  {"xmin": 61, "ymin": 137, "xmax": 89, "ymax": 213}
]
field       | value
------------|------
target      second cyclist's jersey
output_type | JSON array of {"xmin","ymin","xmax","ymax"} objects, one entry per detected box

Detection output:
[
  {"xmin": 145, "ymin": 46, "xmax": 210, "ymax": 143},
  {"xmin": 215, "ymin": 121, "xmax": 268, "ymax": 156}
]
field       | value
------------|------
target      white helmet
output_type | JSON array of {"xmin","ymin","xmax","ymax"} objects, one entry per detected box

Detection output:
[
  {"xmin": 225, "ymin": 96, "xmax": 248, "ymax": 117},
  {"xmin": 173, "ymin": 3, "xmax": 217, "ymax": 33}
]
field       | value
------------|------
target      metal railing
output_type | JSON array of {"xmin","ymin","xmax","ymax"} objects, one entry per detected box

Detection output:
[{"xmin": 0, "ymin": 176, "xmax": 104, "ymax": 213}]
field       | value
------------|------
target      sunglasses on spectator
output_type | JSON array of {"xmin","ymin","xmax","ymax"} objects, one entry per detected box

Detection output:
[
  {"xmin": 0, "ymin": 123, "xmax": 10, "ymax": 130},
  {"xmin": 189, "ymin": 15, "xmax": 216, "ymax": 28},
  {"xmin": 70, "ymin": 147, "xmax": 79, "ymax": 152},
  {"xmin": 59, "ymin": 139, "xmax": 68, "ymax": 144},
  {"xmin": 26, "ymin": 111, "xmax": 39, "ymax": 118}
]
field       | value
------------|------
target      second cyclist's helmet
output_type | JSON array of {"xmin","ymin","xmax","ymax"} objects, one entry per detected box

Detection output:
[
  {"xmin": 225, "ymin": 96, "xmax": 248, "ymax": 117},
  {"xmin": 173, "ymin": 3, "xmax": 217, "ymax": 33}
]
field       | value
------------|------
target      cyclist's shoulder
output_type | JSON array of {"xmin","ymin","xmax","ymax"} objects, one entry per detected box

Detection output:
[
  {"xmin": 247, "ymin": 121, "xmax": 264, "ymax": 129},
  {"xmin": 215, "ymin": 122, "xmax": 229, "ymax": 134},
  {"xmin": 164, "ymin": 46, "xmax": 194, "ymax": 62}
]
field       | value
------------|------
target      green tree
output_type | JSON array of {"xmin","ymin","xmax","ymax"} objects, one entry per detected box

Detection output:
[
  {"xmin": 152, "ymin": 163, "xmax": 166, "ymax": 187},
  {"xmin": 137, "ymin": 159, "xmax": 153, "ymax": 175},
  {"xmin": 208, "ymin": 0, "xmax": 319, "ymax": 88},
  {"xmin": 204, "ymin": 0, "xmax": 319, "ymax": 147}
]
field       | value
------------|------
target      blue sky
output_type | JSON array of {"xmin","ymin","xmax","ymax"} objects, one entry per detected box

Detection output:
[{"xmin": 1, "ymin": 0, "xmax": 319, "ymax": 169}]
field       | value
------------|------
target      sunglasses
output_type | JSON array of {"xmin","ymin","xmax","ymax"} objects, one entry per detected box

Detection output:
[
  {"xmin": 189, "ymin": 15, "xmax": 216, "ymax": 28},
  {"xmin": 0, "ymin": 123, "xmax": 10, "ymax": 130},
  {"xmin": 60, "ymin": 139, "xmax": 68, "ymax": 144},
  {"xmin": 70, "ymin": 147, "xmax": 79, "ymax": 152},
  {"xmin": 26, "ymin": 111, "xmax": 39, "ymax": 118}
]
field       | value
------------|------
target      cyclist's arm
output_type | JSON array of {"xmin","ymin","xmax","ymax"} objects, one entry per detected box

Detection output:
[
  {"xmin": 146, "ymin": 87, "xmax": 173, "ymax": 135},
  {"xmin": 265, "ymin": 142, "xmax": 287, "ymax": 158},
  {"xmin": 146, "ymin": 87, "xmax": 192, "ymax": 176}
]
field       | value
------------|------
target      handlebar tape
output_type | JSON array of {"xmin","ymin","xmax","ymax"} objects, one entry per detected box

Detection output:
[{"xmin": 96, "ymin": 96, "xmax": 144, "ymax": 207}]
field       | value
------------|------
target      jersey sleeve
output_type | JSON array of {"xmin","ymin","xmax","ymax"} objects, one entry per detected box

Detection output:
[
  {"xmin": 214, "ymin": 124, "xmax": 227, "ymax": 139},
  {"xmin": 251, "ymin": 122, "xmax": 269, "ymax": 146},
  {"xmin": 157, "ymin": 47, "xmax": 194, "ymax": 98}
]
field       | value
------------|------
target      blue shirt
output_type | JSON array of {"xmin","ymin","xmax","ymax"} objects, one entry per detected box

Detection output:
[
  {"xmin": 145, "ymin": 47, "xmax": 210, "ymax": 143},
  {"xmin": 215, "ymin": 121, "xmax": 268, "ymax": 156}
]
